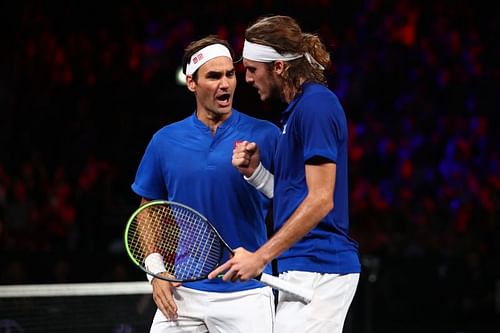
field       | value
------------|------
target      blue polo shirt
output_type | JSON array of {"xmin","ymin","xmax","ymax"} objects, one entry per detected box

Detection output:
[
  {"xmin": 132, "ymin": 110, "xmax": 281, "ymax": 292},
  {"xmin": 274, "ymin": 83, "xmax": 361, "ymax": 274}
]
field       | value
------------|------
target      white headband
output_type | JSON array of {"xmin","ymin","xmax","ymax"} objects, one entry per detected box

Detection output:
[
  {"xmin": 242, "ymin": 40, "xmax": 325, "ymax": 70},
  {"xmin": 185, "ymin": 44, "xmax": 232, "ymax": 76},
  {"xmin": 243, "ymin": 40, "xmax": 302, "ymax": 62}
]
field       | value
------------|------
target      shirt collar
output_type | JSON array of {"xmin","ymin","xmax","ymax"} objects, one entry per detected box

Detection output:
[{"xmin": 191, "ymin": 109, "xmax": 239, "ymax": 130}]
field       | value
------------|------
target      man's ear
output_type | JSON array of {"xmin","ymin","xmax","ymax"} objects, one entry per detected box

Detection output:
[
  {"xmin": 186, "ymin": 75, "xmax": 196, "ymax": 92},
  {"xmin": 273, "ymin": 60, "xmax": 285, "ymax": 75}
]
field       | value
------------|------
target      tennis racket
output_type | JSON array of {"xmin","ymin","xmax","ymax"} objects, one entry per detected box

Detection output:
[{"xmin": 124, "ymin": 200, "xmax": 313, "ymax": 303}]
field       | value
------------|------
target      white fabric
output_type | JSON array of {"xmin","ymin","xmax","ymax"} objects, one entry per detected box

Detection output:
[
  {"xmin": 275, "ymin": 271, "xmax": 359, "ymax": 333},
  {"xmin": 150, "ymin": 286, "xmax": 275, "ymax": 333},
  {"xmin": 244, "ymin": 162, "xmax": 274, "ymax": 198},
  {"xmin": 185, "ymin": 44, "xmax": 232, "ymax": 75},
  {"xmin": 243, "ymin": 40, "xmax": 303, "ymax": 63},
  {"xmin": 243, "ymin": 40, "xmax": 324, "ymax": 70},
  {"xmin": 144, "ymin": 253, "xmax": 166, "ymax": 284},
  {"xmin": 304, "ymin": 52, "xmax": 325, "ymax": 70}
]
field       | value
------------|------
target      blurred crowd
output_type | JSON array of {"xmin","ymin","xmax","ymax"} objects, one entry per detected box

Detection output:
[{"xmin": 0, "ymin": 0, "xmax": 498, "ymax": 330}]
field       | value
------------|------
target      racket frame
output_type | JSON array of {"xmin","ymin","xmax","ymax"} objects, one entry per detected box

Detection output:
[
  {"xmin": 124, "ymin": 200, "xmax": 313, "ymax": 303},
  {"xmin": 124, "ymin": 200, "xmax": 231, "ymax": 283}
]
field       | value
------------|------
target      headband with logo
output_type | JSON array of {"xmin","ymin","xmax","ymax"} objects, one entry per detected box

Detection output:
[{"xmin": 185, "ymin": 44, "xmax": 232, "ymax": 76}]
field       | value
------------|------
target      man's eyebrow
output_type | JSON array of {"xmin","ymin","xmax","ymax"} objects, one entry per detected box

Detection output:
[{"xmin": 205, "ymin": 68, "xmax": 235, "ymax": 75}]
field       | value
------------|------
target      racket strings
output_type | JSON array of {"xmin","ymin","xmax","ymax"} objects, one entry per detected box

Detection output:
[
  {"xmin": 128, "ymin": 205, "xmax": 180, "ymax": 274},
  {"xmin": 172, "ymin": 208, "xmax": 222, "ymax": 279},
  {"xmin": 128, "ymin": 203, "xmax": 223, "ymax": 281}
]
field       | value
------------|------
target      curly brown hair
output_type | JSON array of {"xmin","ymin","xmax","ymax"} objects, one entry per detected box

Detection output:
[{"xmin": 245, "ymin": 15, "xmax": 331, "ymax": 94}]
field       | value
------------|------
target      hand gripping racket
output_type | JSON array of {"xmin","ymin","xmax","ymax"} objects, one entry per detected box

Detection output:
[{"xmin": 124, "ymin": 200, "xmax": 313, "ymax": 303}]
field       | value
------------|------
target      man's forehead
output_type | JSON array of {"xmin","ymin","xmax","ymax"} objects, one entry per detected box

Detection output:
[
  {"xmin": 242, "ymin": 58, "xmax": 264, "ymax": 67},
  {"xmin": 199, "ymin": 56, "xmax": 234, "ymax": 73}
]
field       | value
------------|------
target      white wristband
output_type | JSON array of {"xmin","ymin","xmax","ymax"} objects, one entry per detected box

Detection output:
[
  {"xmin": 244, "ymin": 162, "xmax": 274, "ymax": 198},
  {"xmin": 144, "ymin": 253, "xmax": 166, "ymax": 283}
]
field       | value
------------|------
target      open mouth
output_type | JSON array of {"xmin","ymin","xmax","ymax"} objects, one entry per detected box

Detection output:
[
  {"xmin": 216, "ymin": 93, "xmax": 231, "ymax": 104},
  {"xmin": 216, "ymin": 93, "xmax": 230, "ymax": 101}
]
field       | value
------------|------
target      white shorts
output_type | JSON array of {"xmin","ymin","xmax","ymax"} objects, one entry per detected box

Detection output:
[
  {"xmin": 275, "ymin": 271, "xmax": 359, "ymax": 333},
  {"xmin": 150, "ymin": 286, "xmax": 275, "ymax": 333}
]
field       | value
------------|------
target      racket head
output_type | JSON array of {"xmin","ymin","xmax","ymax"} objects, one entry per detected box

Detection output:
[{"xmin": 124, "ymin": 200, "xmax": 231, "ymax": 282}]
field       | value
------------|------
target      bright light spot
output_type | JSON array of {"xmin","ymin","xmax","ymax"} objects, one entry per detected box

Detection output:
[{"xmin": 176, "ymin": 66, "xmax": 186, "ymax": 86}]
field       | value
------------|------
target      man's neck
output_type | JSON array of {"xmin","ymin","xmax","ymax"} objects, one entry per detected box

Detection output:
[{"xmin": 196, "ymin": 109, "xmax": 231, "ymax": 135}]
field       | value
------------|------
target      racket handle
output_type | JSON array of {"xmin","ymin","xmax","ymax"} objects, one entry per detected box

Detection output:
[{"xmin": 258, "ymin": 273, "xmax": 313, "ymax": 304}]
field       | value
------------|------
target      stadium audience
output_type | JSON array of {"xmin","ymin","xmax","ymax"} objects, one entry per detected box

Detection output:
[{"xmin": 0, "ymin": 0, "xmax": 498, "ymax": 330}]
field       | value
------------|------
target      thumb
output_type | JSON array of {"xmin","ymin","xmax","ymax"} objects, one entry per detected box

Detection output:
[{"xmin": 245, "ymin": 142, "xmax": 258, "ymax": 153}]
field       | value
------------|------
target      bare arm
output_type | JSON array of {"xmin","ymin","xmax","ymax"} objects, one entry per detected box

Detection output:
[
  {"xmin": 209, "ymin": 162, "xmax": 336, "ymax": 281},
  {"xmin": 255, "ymin": 162, "xmax": 335, "ymax": 264}
]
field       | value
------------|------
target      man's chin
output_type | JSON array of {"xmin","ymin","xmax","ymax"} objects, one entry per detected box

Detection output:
[{"xmin": 214, "ymin": 106, "xmax": 232, "ymax": 115}]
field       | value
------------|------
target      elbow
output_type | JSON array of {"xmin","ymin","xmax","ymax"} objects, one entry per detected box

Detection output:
[
  {"xmin": 314, "ymin": 193, "xmax": 334, "ymax": 216},
  {"xmin": 305, "ymin": 186, "xmax": 334, "ymax": 217},
  {"xmin": 322, "ymin": 198, "xmax": 334, "ymax": 215}
]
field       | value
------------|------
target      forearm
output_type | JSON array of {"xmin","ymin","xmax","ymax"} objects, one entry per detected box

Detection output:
[
  {"xmin": 256, "ymin": 193, "xmax": 333, "ymax": 264},
  {"xmin": 256, "ymin": 162, "xmax": 336, "ymax": 264}
]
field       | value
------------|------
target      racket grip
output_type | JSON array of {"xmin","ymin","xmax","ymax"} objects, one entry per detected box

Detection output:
[{"xmin": 259, "ymin": 273, "xmax": 313, "ymax": 304}]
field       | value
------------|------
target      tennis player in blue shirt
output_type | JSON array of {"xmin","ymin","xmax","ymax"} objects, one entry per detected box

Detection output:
[
  {"xmin": 209, "ymin": 16, "xmax": 361, "ymax": 333},
  {"xmin": 132, "ymin": 35, "xmax": 280, "ymax": 333}
]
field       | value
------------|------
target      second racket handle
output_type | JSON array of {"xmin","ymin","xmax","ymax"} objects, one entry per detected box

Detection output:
[{"xmin": 259, "ymin": 273, "xmax": 313, "ymax": 304}]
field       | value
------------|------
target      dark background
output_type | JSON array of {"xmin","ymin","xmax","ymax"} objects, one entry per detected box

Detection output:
[{"xmin": 0, "ymin": 1, "xmax": 498, "ymax": 332}]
